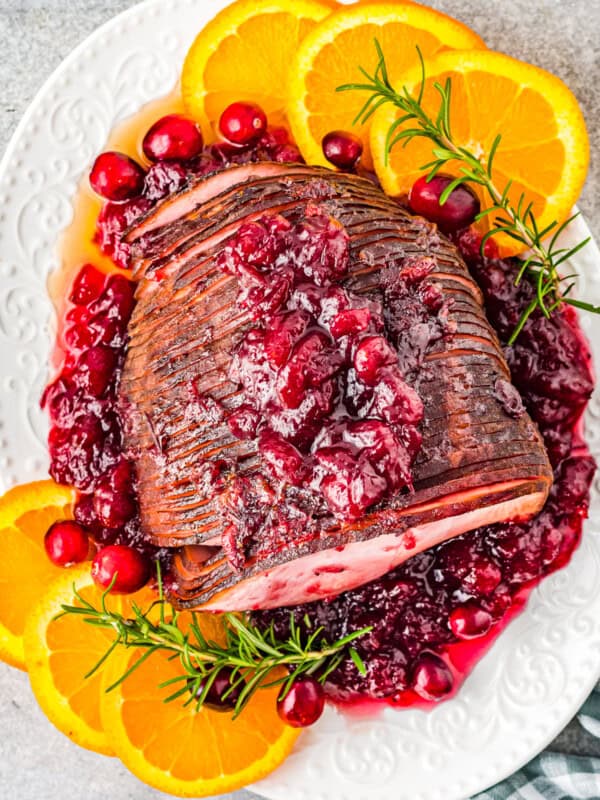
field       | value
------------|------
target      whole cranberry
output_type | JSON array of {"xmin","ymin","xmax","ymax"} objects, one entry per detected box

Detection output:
[
  {"xmin": 91, "ymin": 545, "xmax": 151, "ymax": 594},
  {"xmin": 449, "ymin": 603, "xmax": 493, "ymax": 639},
  {"xmin": 219, "ymin": 102, "xmax": 267, "ymax": 145},
  {"xmin": 409, "ymin": 174, "xmax": 480, "ymax": 234},
  {"xmin": 277, "ymin": 676, "xmax": 325, "ymax": 727},
  {"xmin": 44, "ymin": 520, "xmax": 90, "ymax": 566},
  {"xmin": 142, "ymin": 114, "xmax": 203, "ymax": 162},
  {"xmin": 89, "ymin": 151, "xmax": 145, "ymax": 201},
  {"xmin": 188, "ymin": 666, "xmax": 245, "ymax": 712},
  {"xmin": 411, "ymin": 652, "xmax": 454, "ymax": 701},
  {"xmin": 322, "ymin": 130, "xmax": 363, "ymax": 170}
]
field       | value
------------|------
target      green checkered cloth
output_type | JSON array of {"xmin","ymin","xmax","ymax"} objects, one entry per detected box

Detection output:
[{"xmin": 474, "ymin": 684, "xmax": 600, "ymax": 799}]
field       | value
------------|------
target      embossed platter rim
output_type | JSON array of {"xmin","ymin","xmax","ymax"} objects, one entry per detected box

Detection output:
[{"xmin": 0, "ymin": 1, "xmax": 599, "ymax": 799}]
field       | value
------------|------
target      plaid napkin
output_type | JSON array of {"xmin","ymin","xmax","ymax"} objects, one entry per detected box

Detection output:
[{"xmin": 474, "ymin": 684, "xmax": 600, "ymax": 800}]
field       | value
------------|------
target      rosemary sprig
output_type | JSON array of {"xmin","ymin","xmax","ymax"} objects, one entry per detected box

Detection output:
[
  {"xmin": 338, "ymin": 41, "xmax": 598, "ymax": 344},
  {"xmin": 58, "ymin": 567, "xmax": 371, "ymax": 718}
]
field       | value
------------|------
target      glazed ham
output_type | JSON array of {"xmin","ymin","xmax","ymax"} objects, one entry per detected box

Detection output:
[{"xmin": 120, "ymin": 163, "xmax": 552, "ymax": 611}]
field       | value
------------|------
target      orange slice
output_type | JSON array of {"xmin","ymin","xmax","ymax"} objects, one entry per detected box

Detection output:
[
  {"xmin": 287, "ymin": 2, "xmax": 485, "ymax": 169},
  {"xmin": 181, "ymin": 0, "xmax": 332, "ymax": 141},
  {"xmin": 100, "ymin": 620, "xmax": 301, "ymax": 797},
  {"xmin": 24, "ymin": 566, "xmax": 157, "ymax": 755},
  {"xmin": 0, "ymin": 480, "xmax": 75, "ymax": 669},
  {"xmin": 370, "ymin": 49, "xmax": 589, "ymax": 255}
]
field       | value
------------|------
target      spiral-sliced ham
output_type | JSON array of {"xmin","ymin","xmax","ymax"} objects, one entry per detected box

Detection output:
[{"xmin": 120, "ymin": 163, "xmax": 552, "ymax": 611}]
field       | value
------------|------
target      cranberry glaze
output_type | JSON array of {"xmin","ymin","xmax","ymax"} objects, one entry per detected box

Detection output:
[
  {"xmin": 277, "ymin": 676, "xmax": 326, "ymax": 727},
  {"xmin": 219, "ymin": 102, "xmax": 268, "ymax": 145},
  {"xmin": 211, "ymin": 208, "xmax": 428, "ymax": 567},
  {"xmin": 45, "ymin": 113, "xmax": 595, "ymax": 709},
  {"xmin": 322, "ymin": 130, "xmax": 363, "ymax": 170}
]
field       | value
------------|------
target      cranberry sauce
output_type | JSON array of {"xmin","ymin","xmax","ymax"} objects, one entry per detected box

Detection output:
[
  {"xmin": 455, "ymin": 228, "xmax": 595, "ymax": 467},
  {"xmin": 94, "ymin": 127, "xmax": 302, "ymax": 270},
  {"xmin": 254, "ymin": 233, "xmax": 596, "ymax": 706},
  {"xmin": 210, "ymin": 207, "xmax": 445, "ymax": 568},
  {"xmin": 42, "ymin": 265, "xmax": 166, "ymax": 564}
]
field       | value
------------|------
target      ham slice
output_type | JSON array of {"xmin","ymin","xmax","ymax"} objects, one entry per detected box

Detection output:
[{"xmin": 120, "ymin": 163, "xmax": 552, "ymax": 611}]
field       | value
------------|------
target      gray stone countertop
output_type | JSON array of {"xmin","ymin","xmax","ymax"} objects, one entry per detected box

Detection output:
[{"xmin": 0, "ymin": 1, "xmax": 599, "ymax": 799}]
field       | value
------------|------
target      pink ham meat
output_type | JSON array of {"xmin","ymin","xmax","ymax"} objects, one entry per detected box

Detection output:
[{"xmin": 120, "ymin": 163, "xmax": 553, "ymax": 611}]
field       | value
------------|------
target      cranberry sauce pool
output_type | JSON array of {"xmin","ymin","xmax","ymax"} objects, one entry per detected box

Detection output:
[
  {"xmin": 44, "ymin": 101, "xmax": 595, "ymax": 709},
  {"xmin": 254, "ymin": 229, "xmax": 596, "ymax": 706}
]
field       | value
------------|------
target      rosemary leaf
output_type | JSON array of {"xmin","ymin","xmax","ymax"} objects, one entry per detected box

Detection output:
[
  {"xmin": 348, "ymin": 647, "xmax": 367, "ymax": 676},
  {"xmin": 59, "ymin": 566, "xmax": 372, "ymax": 719}
]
